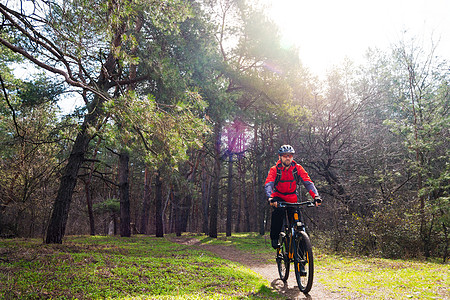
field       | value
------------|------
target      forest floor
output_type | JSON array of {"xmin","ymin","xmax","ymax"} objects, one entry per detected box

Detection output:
[
  {"xmin": 169, "ymin": 234, "xmax": 449, "ymax": 300},
  {"xmin": 169, "ymin": 236, "xmax": 349, "ymax": 300},
  {"xmin": 1, "ymin": 234, "xmax": 447, "ymax": 299}
]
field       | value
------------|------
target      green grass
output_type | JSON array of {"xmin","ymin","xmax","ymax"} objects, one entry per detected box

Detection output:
[
  {"xmin": 314, "ymin": 252, "xmax": 449, "ymax": 299},
  {"xmin": 175, "ymin": 233, "xmax": 450, "ymax": 300},
  {"xmin": 1, "ymin": 233, "xmax": 448, "ymax": 299},
  {"xmin": 0, "ymin": 235, "xmax": 279, "ymax": 300},
  {"xmin": 189, "ymin": 232, "xmax": 273, "ymax": 256}
]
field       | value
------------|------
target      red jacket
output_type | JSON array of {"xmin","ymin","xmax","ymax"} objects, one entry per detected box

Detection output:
[{"xmin": 264, "ymin": 160, "xmax": 319, "ymax": 203}]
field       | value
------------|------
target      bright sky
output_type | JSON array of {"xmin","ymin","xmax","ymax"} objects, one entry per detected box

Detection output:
[{"xmin": 263, "ymin": 0, "xmax": 450, "ymax": 76}]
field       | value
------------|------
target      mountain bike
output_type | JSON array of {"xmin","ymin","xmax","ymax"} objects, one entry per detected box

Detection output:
[{"xmin": 275, "ymin": 201, "xmax": 315, "ymax": 294}]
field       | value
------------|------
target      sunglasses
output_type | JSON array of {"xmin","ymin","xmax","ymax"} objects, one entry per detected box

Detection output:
[{"xmin": 281, "ymin": 154, "xmax": 293, "ymax": 158}]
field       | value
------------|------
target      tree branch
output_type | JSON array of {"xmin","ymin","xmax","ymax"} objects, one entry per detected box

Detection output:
[{"xmin": 0, "ymin": 74, "xmax": 22, "ymax": 138}]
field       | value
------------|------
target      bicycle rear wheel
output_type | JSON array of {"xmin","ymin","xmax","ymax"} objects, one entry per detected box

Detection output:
[
  {"xmin": 276, "ymin": 233, "xmax": 290, "ymax": 281},
  {"xmin": 294, "ymin": 231, "xmax": 314, "ymax": 293}
]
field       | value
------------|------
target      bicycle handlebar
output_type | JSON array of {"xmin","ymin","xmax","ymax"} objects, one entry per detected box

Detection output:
[{"xmin": 277, "ymin": 201, "xmax": 315, "ymax": 208}]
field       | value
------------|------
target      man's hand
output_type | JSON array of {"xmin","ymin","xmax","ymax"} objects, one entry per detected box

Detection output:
[
  {"xmin": 314, "ymin": 196, "xmax": 322, "ymax": 207},
  {"xmin": 268, "ymin": 198, "xmax": 278, "ymax": 208}
]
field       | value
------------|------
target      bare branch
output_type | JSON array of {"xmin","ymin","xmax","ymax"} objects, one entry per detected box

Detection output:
[{"xmin": 0, "ymin": 74, "xmax": 23, "ymax": 138}]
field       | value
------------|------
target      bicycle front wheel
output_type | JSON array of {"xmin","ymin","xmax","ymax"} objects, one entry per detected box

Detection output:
[
  {"xmin": 276, "ymin": 234, "xmax": 290, "ymax": 281},
  {"xmin": 294, "ymin": 231, "xmax": 314, "ymax": 294}
]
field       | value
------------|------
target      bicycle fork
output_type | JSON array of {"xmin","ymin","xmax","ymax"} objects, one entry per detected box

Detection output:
[{"xmin": 292, "ymin": 211, "xmax": 306, "ymax": 273}]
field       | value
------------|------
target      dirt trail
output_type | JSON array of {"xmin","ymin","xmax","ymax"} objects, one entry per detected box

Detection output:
[{"xmin": 169, "ymin": 237, "xmax": 344, "ymax": 300}]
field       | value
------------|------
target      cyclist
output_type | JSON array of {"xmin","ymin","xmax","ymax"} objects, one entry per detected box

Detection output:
[{"xmin": 264, "ymin": 144, "xmax": 322, "ymax": 250}]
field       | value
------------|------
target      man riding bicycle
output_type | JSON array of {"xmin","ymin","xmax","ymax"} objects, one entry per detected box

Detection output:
[{"xmin": 264, "ymin": 145, "xmax": 322, "ymax": 250}]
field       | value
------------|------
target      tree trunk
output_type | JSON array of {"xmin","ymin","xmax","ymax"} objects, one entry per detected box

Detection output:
[
  {"xmin": 243, "ymin": 177, "xmax": 250, "ymax": 232},
  {"xmin": 180, "ymin": 195, "xmax": 192, "ymax": 233},
  {"xmin": 201, "ymin": 157, "xmax": 210, "ymax": 234},
  {"xmin": 252, "ymin": 123, "xmax": 266, "ymax": 236},
  {"xmin": 209, "ymin": 121, "xmax": 222, "ymax": 238},
  {"xmin": 85, "ymin": 138, "xmax": 101, "ymax": 236},
  {"xmin": 119, "ymin": 152, "xmax": 131, "ymax": 237},
  {"xmin": 45, "ymin": 27, "xmax": 123, "ymax": 243},
  {"xmin": 442, "ymin": 220, "xmax": 448, "ymax": 263},
  {"xmin": 234, "ymin": 186, "xmax": 242, "ymax": 233},
  {"xmin": 226, "ymin": 153, "xmax": 233, "ymax": 236},
  {"xmin": 155, "ymin": 170, "xmax": 164, "ymax": 237},
  {"xmin": 113, "ymin": 213, "xmax": 118, "ymax": 235},
  {"xmin": 140, "ymin": 166, "xmax": 152, "ymax": 234},
  {"xmin": 257, "ymin": 160, "xmax": 265, "ymax": 236},
  {"xmin": 45, "ymin": 126, "xmax": 91, "ymax": 244},
  {"xmin": 237, "ymin": 157, "xmax": 248, "ymax": 232},
  {"xmin": 174, "ymin": 190, "xmax": 182, "ymax": 237},
  {"xmin": 84, "ymin": 182, "xmax": 95, "ymax": 235},
  {"xmin": 254, "ymin": 140, "xmax": 266, "ymax": 236},
  {"xmin": 209, "ymin": 164, "xmax": 220, "ymax": 238}
]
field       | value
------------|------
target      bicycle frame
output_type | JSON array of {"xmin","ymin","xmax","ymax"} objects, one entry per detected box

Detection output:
[
  {"xmin": 276, "ymin": 201, "xmax": 315, "ymax": 293},
  {"xmin": 278, "ymin": 201, "xmax": 312, "ymax": 260}
]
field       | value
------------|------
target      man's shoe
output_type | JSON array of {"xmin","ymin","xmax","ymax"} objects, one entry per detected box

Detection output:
[{"xmin": 271, "ymin": 239, "xmax": 280, "ymax": 249}]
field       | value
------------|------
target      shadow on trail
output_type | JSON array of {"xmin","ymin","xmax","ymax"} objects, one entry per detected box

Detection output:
[{"xmin": 271, "ymin": 278, "xmax": 312, "ymax": 300}]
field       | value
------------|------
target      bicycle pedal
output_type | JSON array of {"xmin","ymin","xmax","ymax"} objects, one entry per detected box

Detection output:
[{"xmin": 297, "ymin": 262, "xmax": 307, "ymax": 276}]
